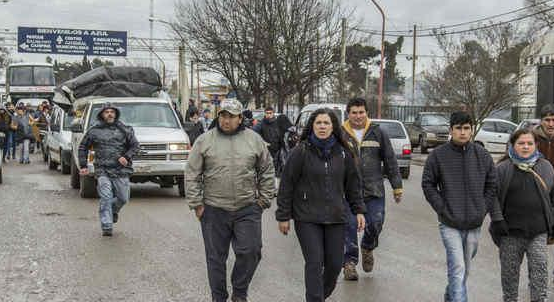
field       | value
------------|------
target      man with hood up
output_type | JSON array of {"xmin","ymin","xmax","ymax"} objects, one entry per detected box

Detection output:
[{"xmin": 78, "ymin": 103, "xmax": 139, "ymax": 236}]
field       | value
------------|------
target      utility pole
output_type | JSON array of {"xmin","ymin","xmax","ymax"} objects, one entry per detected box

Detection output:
[
  {"xmin": 339, "ymin": 18, "xmax": 347, "ymax": 102},
  {"xmin": 149, "ymin": 0, "xmax": 154, "ymax": 67},
  {"xmin": 178, "ymin": 43, "xmax": 190, "ymax": 115},
  {"xmin": 365, "ymin": 60, "xmax": 370, "ymax": 102},
  {"xmin": 412, "ymin": 24, "xmax": 417, "ymax": 104},
  {"xmin": 196, "ymin": 62, "xmax": 201, "ymax": 105},
  {"xmin": 190, "ymin": 61, "xmax": 194, "ymax": 95},
  {"xmin": 316, "ymin": 30, "xmax": 320, "ymax": 103},
  {"xmin": 371, "ymin": 0, "xmax": 385, "ymax": 119}
]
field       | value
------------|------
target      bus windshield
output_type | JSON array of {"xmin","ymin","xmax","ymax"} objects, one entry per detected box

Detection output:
[{"xmin": 9, "ymin": 66, "xmax": 55, "ymax": 86}]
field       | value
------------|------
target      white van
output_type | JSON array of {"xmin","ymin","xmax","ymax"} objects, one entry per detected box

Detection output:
[{"xmin": 45, "ymin": 105, "xmax": 74, "ymax": 174}]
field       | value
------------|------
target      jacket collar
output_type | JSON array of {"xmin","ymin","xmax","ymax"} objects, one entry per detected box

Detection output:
[
  {"xmin": 448, "ymin": 140, "xmax": 471, "ymax": 153},
  {"xmin": 534, "ymin": 125, "xmax": 554, "ymax": 141},
  {"xmin": 342, "ymin": 118, "xmax": 371, "ymax": 143}
]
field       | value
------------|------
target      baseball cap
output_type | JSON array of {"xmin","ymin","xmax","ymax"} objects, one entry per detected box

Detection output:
[{"xmin": 219, "ymin": 99, "xmax": 243, "ymax": 116}]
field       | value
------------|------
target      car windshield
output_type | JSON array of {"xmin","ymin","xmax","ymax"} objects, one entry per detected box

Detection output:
[
  {"xmin": 89, "ymin": 102, "xmax": 179, "ymax": 129},
  {"xmin": 375, "ymin": 121, "xmax": 406, "ymax": 139},
  {"xmin": 63, "ymin": 114, "xmax": 75, "ymax": 131},
  {"xmin": 421, "ymin": 115, "xmax": 448, "ymax": 126},
  {"xmin": 9, "ymin": 66, "xmax": 55, "ymax": 86}
]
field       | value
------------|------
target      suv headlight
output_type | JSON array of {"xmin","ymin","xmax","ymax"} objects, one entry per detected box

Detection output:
[{"xmin": 169, "ymin": 143, "xmax": 188, "ymax": 151}]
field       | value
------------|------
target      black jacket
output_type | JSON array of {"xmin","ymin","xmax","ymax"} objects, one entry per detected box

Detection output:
[
  {"xmin": 257, "ymin": 118, "xmax": 282, "ymax": 154},
  {"xmin": 489, "ymin": 158, "xmax": 554, "ymax": 245},
  {"xmin": 276, "ymin": 141, "xmax": 366, "ymax": 223},
  {"xmin": 422, "ymin": 141, "xmax": 502, "ymax": 230},
  {"xmin": 342, "ymin": 121, "xmax": 402, "ymax": 199},
  {"xmin": 185, "ymin": 121, "xmax": 204, "ymax": 146},
  {"xmin": 78, "ymin": 120, "xmax": 140, "ymax": 177},
  {"xmin": 0, "ymin": 111, "xmax": 11, "ymax": 134}
]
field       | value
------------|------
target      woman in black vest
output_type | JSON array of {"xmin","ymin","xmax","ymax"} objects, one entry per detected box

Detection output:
[
  {"xmin": 491, "ymin": 128, "xmax": 554, "ymax": 302},
  {"xmin": 276, "ymin": 108, "xmax": 366, "ymax": 302}
]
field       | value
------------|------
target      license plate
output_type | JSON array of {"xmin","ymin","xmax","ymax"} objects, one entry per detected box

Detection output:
[{"xmin": 135, "ymin": 165, "xmax": 151, "ymax": 173}]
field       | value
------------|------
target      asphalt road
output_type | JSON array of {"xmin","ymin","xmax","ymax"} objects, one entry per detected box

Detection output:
[{"xmin": 0, "ymin": 152, "xmax": 551, "ymax": 302}]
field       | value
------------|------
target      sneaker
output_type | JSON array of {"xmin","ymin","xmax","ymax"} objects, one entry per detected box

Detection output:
[
  {"xmin": 361, "ymin": 248, "xmax": 374, "ymax": 273},
  {"xmin": 113, "ymin": 213, "xmax": 118, "ymax": 223},
  {"xmin": 102, "ymin": 229, "xmax": 113, "ymax": 237},
  {"xmin": 231, "ymin": 296, "xmax": 248, "ymax": 302},
  {"xmin": 343, "ymin": 262, "xmax": 359, "ymax": 281}
]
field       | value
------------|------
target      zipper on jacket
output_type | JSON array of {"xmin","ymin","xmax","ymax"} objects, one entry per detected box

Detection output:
[{"xmin": 462, "ymin": 145, "xmax": 468, "ymax": 225}]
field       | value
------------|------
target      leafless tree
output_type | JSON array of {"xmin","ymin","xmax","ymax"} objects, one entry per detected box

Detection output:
[
  {"xmin": 423, "ymin": 24, "xmax": 533, "ymax": 133},
  {"xmin": 525, "ymin": 0, "xmax": 554, "ymax": 32},
  {"xmin": 174, "ymin": 0, "xmax": 348, "ymax": 110}
]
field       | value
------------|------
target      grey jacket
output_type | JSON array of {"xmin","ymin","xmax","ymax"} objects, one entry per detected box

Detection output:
[
  {"xmin": 185, "ymin": 126, "xmax": 276, "ymax": 212},
  {"xmin": 78, "ymin": 120, "xmax": 139, "ymax": 178},
  {"xmin": 490, "ymin": 158, "xmax": 554, "ymax": 244},
  {"xmin": 422, "ymin": 141, "xmax": 502, "ymax": 230}
]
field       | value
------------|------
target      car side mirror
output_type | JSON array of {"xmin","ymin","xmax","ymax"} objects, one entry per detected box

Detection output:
[{"xmin": 70, "ymin": 119, "xmax": 83, "ymax": 133}]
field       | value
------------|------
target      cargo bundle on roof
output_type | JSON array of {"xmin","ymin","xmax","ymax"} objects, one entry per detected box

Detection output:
[{"xmin": 53, "ymin": 66, "xmax": 164, "ymax": 111}]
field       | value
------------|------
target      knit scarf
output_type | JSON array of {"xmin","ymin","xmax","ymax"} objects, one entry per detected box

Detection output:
[
  {"xmin": 309, "ymin": 132, "xmax": 336, "ymax": 159},
  {"xmin": 508, "ymin": 145, "xmax": 541, "ymax": 172}
]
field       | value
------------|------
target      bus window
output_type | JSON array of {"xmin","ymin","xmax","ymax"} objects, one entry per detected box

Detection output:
[
  {"xmin": 10, "ymin": 66, "xmax": 33, "ymax": 86},
  {"xmin": 34, "ymin": 67, "xmax": 55, "ymax": 86}
]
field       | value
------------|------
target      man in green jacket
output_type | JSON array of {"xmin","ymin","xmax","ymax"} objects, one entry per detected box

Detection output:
[{"xmin": 185, "ymin": 99, "xmax": 275, "ymax": 302}]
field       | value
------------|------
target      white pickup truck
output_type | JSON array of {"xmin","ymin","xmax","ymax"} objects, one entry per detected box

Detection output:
[{"xmin": 69, "ymin": 96, "xmax": 190, "ymax": 198}]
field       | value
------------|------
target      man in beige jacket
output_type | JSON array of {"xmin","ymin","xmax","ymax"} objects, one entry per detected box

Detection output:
[{"xmin": 185, "ymin": 99, "xmax": 275, "ymax": 302}]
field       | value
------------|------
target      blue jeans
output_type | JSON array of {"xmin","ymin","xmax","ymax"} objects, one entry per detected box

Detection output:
[
  {"xmin": 97, "ymin": 176, "xmax": 130, "ymax": 230},
  {"xmin": 19, "ymin": 139, "xmax": 30, "ymax": 163},
  {"xmin": 439, "ymin": 223, "xmax": 481, "ymax": 302},
  {"xmin": 6, "ymin": 132, "xmax": 15, "ymax": 158},
  {"xmin": 344, "ymin": 197, "xmax": 385, "ymax": 264}
]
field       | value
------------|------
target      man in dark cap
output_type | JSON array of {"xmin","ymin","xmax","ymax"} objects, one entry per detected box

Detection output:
[{"xmin": 78, "ymin": 103, "xmax": 140, "ymax": 236}]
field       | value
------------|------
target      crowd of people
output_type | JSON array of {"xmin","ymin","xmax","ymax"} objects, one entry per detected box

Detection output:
[{"xmin": 0, "ymin": 100, "xmax": 51, "ymax": 164}]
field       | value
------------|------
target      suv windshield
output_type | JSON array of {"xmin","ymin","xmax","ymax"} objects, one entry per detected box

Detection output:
[
  {"xmin": 375, "ymin": 121, "xmax": 406, "ymax": 139},
  {"xmin": 421, "ymin": 114, "xmax": 448, "ymax": 126},
  {"xmin": 89, "ymin": 102, "xmax": 179, "ymax": 129}
]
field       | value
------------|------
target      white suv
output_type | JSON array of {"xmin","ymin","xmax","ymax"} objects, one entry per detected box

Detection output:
[{"xmin": 45, "ymin": 105, "xmax": 74, "ymax": 174}]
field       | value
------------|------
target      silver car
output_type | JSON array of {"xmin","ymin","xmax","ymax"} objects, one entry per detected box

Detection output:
[
  {"xmin": 373, "ymin": 119, "xmax": 412, "ymax": 179},
  {"xmin": 45, "ymin": 105, "xmax": 74, "ymax": 174}
]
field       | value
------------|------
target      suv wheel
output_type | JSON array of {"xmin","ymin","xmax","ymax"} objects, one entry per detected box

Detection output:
[
  {"xmin": 60, "ymin": 151, "xmax": 71, "ymax": 175},
  {"xmin": 177, "ymin": 177, "xmax": 186, "ymax": 197},
  {"xmin": 401, "ymin": 166, "xmax": 410, "ymax": 179},
  {"xmin": 47, "ymin": 152, "xmax": 58, "ymax": 170},
  {"xmin": 70, "ymin": 157, "xmax": 80, "ymax": 189},
  {"xmin": 79, "ymin": 175, "xmax": 97, "ymax": 198}
]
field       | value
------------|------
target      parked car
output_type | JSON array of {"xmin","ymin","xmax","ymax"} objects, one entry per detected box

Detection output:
[
  {"xmin": 69, "ymin": 97, "xmax": 191, "ymax": 198},
  {"xmin": 516, "ymin": 118, "xmax": 540, "ymax": 131},
  {"xmin": 373, "ymin": 119, "xmax": 412, "ymax": 179},
  {"xmin": 45, "ymin": 105, "xmax": 74, "ymax": 174},
  {"xmin": 405, "ymin": 112, "xmax": 450, "ymax": 154},
  {"xmin": 474, "ymin": 118, "xmax": 517, "ymax": 153},
  {"xmin": 295, "ymin": 103, "xmax": 347, "ymax": 136}
]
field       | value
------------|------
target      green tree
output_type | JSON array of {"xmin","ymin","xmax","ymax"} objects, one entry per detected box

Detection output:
[
  {"xmin": 343, "ymin": 43, "xmax": 379, "ymax": 96},
  {"xmin": 383, "ymin": 36, "xmax": 404, "ymax": 93}
]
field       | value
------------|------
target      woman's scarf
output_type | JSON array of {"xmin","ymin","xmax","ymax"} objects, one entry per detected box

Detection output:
[
  {"xmin": 309, "ymin": 132, "xmax": 337, "ymax": 159},
  {"xmin": 508, "ymin": 144, "xmax": 541, "ymax": 172}
]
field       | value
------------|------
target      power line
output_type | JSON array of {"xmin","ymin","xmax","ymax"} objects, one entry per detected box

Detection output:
[
  {"xmin": 353, "ymin": 6, "xmax": 554, "ymax": 37},
  {"xmin": 358, "ymin": 0, "xmax": 554, "ymax": 35}
]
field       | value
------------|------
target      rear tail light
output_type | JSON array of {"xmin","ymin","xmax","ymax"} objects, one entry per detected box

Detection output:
[{"xmin": 402, "ymin": 145, "xmax": 411, "ymax": 155}]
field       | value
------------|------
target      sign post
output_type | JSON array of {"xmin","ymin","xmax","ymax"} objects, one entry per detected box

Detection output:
[{"xmin": 17, "ymin": 26, "xmax": 127, "ymax": 57}]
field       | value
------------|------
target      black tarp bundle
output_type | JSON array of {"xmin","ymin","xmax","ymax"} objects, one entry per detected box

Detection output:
[{"xmin": 53, "ymin": 66, "xmax": 162, "ymax": 111}]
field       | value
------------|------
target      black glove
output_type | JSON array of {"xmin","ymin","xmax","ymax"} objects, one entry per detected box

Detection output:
[{"xmin": 491, "ymin": 220, "xmax": 509, "ymax": 237}]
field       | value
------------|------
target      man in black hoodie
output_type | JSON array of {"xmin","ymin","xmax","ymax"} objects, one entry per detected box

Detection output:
[
  {"xmin": 422, "ymin": 111, "xmax": 502, "ymax": 302},
  {"xmin": 254, "ymin": 106, "xmax": 282, "ymax": 172}
]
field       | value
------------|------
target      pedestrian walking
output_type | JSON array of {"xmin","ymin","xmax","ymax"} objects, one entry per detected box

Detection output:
[
  {"xmin": 6, "ymin": 103, "xmax": 16, "ymax": 160},
  {"xmin": 78, "ymin": 103, "xmax": 139, "ymax": 237},
  {"xmin": 254, "ymin": 106, "xmax": 283, "ymax": 173},
  {"xmin": 533, "ymin": 104, "xmax": 554, "ymax": 166},
  {"xmin": 275, "ymin": 114, "xmax": 294, "ymax": 176},
  {"xmin": 422, "ymin": 111, "xmax": 503, "ymax": 302},
  {"xmin": 184, "ymin": 108, "xmax": 204, "ymax": 146},
  {"xmin": 12, "ymin": 104, "xmax": 35, "ymax": 164},
  {"xmin": 276, "ymin": 108, "xmax": 366, "ymax": 302},
  {"xmin": 185, "ymin": 99, "xmax": 275, "ymax": 302},
  {"xmin": 490, "ymin": 129, "xmax": 554, "ymax": 302},
  {"xmin": 341, "ymin": 98, "xmax": 403, "ymax": 280},
  {"xmin": 199, "ymin": 108, "xmax": 213, "ymax": 132},
  {"xmin": 0, "ymin": 105, "xmax": 12, "ymax": 163}
]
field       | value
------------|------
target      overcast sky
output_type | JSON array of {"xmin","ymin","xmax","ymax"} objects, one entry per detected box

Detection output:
[{"xmin": 0, "ymin": 0, "xmax": 528, "ymax": 81}]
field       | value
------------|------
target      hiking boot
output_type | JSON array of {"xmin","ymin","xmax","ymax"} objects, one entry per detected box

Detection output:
[
  {"xmin": 102, "ymin": 229, "xmax": 113, "ymax": 237},
  {"xmin": 231, "ymin": 296, "xmax": 248, "ymax": 302},
  {"xmin": 113, "ymin": 213, "xmax": 118, "ymax": 223},
  {"xmin": 361, "ymin": 248, "xmax": 374, "ymax": 272},
  {"xmin": 343, "ymin": 262, "xmax": 359, "ymax": 281}
]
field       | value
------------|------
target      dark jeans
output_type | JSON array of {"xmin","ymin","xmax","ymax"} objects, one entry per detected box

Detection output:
[
  {"xmin": 201, "ymin": 204, "xmax": 263, "ymax": 302},
  {"xmin": 294, "ymin": 221, "xmax": 345, "ymax": 302},
  {"xmin": 344, "ymin": 197, "xmax": 385, "ymax": 264}
]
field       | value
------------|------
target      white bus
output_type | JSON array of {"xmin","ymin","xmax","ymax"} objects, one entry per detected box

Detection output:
[{"xmin": 5, "ymin": 62, "xmax": 55, "ymax": 104}]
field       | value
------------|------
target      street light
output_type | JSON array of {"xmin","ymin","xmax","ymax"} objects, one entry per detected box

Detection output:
[
  {"xmin": 148, "ymin": 17, "xmax": 190, "ymax": 114},
  {"xmin": 370, "ymin": 0, "xmax": 385, "ymax": 119}
]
